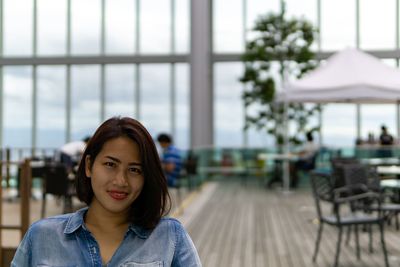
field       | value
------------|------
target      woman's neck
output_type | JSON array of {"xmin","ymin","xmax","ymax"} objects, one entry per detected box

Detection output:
[
  {"xmin": 85, "ymin": 203, "xmax": 129, "ymax": 231},
  {"xmin": 84, "ymin": 204, "xmax": 130, "ymax": 265}
]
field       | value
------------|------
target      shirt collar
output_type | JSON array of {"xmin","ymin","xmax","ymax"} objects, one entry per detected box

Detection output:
[
  {"xmin": 128, "ymin": 224, "xmax": 150, "ymax": 239},
  {"xmin": 64, "ymin": 207, "xmax": 88, "ymax": 234},
  {"xmin": 64, "ymin": 207, "xmax": 150, "ymax": 239}
]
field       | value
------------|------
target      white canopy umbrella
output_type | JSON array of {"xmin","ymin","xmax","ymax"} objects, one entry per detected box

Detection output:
[
  {"xmin": 278, "ymin": 48, "xmax": 400, "ymax": 138},
  {"xmin": 280, "ymin": 48, "xmax": 400, "ymax": 103}
]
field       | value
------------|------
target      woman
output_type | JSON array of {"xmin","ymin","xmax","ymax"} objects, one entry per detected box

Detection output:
[{"xmin": 11, "ymin": 117, "xmax": 202, "ymax": 267}]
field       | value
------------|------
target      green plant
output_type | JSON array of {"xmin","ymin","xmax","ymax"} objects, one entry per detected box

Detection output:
[{"xmin": 240, "ymin": 3, "xmax": 321, "ymax": 148}]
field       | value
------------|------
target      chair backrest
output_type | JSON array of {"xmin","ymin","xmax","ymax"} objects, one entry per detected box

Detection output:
[
  {"xmin": 331, "ymin": 157, "xmax": 360, "ymax": 188},
  {"xmin": 43, "ymin": 163, "xmax": 69, "ymax": 196},
  {"xmin": 342, "ymin": 163, "xmax": 381, "ymax": 193},
  {"xmin": 310, "ymin": 171, "xmax": 334, "ymax": 219}
]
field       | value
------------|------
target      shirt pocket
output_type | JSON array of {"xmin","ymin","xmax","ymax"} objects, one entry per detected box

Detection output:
[{"xmin": 121, "ymin": 261, "xmax": 163, "ymax": 267}]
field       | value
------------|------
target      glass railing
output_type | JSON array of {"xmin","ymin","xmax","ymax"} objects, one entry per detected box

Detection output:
[
  {"xmin": 3, "ymin": 145, "xmax": 400, "ymax": 190},
  {"xmin": 188, "ymin": 145, "xmax": 400, "ymax": 188}
]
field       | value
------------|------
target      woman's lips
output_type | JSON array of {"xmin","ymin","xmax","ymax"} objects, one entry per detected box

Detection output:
[{"xmin": 108, "ymin": 191, "xmax": 128, "ymax": 200}]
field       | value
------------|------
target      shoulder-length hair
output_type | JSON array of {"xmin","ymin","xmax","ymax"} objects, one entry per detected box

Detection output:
[{"xmin": 76, "ymin": 116, "xmax": 171, "ymax": 229}]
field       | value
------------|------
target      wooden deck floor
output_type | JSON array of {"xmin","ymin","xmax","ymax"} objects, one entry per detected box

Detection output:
[{"xmin": 184, "ymin": 177, "xmax": 400, "ymax": 267}]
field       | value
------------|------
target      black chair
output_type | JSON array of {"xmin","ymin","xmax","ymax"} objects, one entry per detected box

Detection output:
[
  {"xmin": 41, "ymin": 163, "xmax": 73, "ymax": 218},
  {"xmin": 343, "ymin": 163, "xmax": 400, "ymax": 230},
  {"xmin": 310, "ymin": 170, "xmax": 389, "ymax": 267}
]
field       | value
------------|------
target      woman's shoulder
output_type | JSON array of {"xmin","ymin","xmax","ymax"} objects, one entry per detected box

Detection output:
[
  {"xmin": 150, "ymin": 217, "xmax": 186, "ymax": 236},
  {"xmin": 28, "ymin": 212, "xmax": 76, "ymax": 235},
  {"xmin": 158, "ymin": 217, "xmax": 184, "ymax": 229}
]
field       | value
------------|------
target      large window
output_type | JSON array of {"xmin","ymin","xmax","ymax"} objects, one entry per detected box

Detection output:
[
  {"xmin": 37, "ymin": 0, "xmax": 67, "ymax": 55},
  {"xmin": 71, "ymin": 65, "xmax": 101, "ymax": 140},
  {"xmin": 71, "ymin": 0, "xmax": 101, "ymax": 55},
  {"xmin": 175, "ymin": 0, "xmax": 190, "ymax": 53},
  {"xmin": 140, "ymin": 0, "xmax": 171, "ymax": 54},
  {"xmin": 4, "ymin": 0, "xmax": 33, "ymax": 56},
  {"xmin": 361, "ymin": 105, "xmax": 396, "ymax": 144},
  {"xmin": 175, "ymin": 64, "xmax": 190, "ymax": 149},
  {"xmin": 214, "ymin": 63, "xmax": 244, "ymax": 147},
  {"xmin": 321, "ymin": 0, "xmax": 356, "ymax": 50},
  {"xmin": 37, "ymin": 66, "xmax": 66, "ymax": 148},
  {"xmin": 1, "ymin": 0, "xmax": 400, "ymax": 150},
  {"xmin": 360, "ymin": 0, "xmax": 396, "ymax": 50},
  {"xmin": 246, "ymin": 0, "xmax": 280, "ymax": 31},
  {"xmin": 214, "ymin": 0, "xmax": 243, "ymax": 53},
  {"xmin": 105, "ymin": 0, "xmax": 136, "ymax": 54},
  {"xmin": 322, "ymin": 104, "xmax": 357, "ymax": 147},
  {"xmin": 105, "ymin": 65, "xmax": 136, "ymax": 118},
  {"xmin": 140, "ymin": 64, "xmax": 171, "ymax": 136},
  {"xmin": 3, "ymin": 67, "xmax": 33, "ymax": 148}
]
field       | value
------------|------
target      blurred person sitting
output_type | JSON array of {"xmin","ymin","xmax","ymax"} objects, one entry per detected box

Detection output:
[
  {"xmin": 157, "ymin": 133, "xmax": 183, "ymax": 188},
  {"xmin": 58, "ymin": 136, "xmax": 90, "ymax": 173},
  {"xmin": 290, "ymin": 131, "xmax": 319, "ymax": 188}
]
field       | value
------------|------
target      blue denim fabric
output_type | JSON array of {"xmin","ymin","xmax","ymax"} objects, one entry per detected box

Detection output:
[{"xmin": 11, "ymin": 207, "xmax": 202, "ymax": 267}]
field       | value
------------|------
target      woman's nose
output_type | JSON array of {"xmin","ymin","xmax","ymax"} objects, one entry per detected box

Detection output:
[{"xmin": 113, "ymin": 169, "xmax": 128, "ymax": 186}]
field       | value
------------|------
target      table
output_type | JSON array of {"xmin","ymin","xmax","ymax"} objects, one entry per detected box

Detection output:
[
  {"xmin": 380, "ymin": 179, "xmax": 400, "ymax": 204},
  {"xmin": 259, "ymin": 153, "xmax": 299, "ymax": 192},
  {"xmin": 380, "ymin": 179, "xmax": 400, "ymax": 189},
  {"xmin": 360, "ymin": 157, "xmax": 400, "ymax": 166},
  {"xmin": 377, "ymin": 166, "xmax": 400, "ymax": 176}
]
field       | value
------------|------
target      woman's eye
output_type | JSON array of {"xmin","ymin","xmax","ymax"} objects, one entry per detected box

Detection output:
[
  {"xmin": 104, "ymin": 162, "xmax": 116, "ymax": 168},
  {"xmin": 129, "ymin": 167, "xmax": 142, "ymax": 175}
]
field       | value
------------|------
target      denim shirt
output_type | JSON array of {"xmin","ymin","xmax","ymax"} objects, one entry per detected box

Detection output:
[{"xmin": 11, "ymin": 207, "xmax": 202, "ymax": 267}]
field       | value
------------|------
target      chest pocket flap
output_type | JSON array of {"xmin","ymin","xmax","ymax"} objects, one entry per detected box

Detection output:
[{"xmin": 121, "ymin": 261, "xmax": 162, "ymax": 267}]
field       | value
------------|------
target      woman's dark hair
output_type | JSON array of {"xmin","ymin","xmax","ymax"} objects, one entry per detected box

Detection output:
[{"xmin": 76, "ymin": 116, "xmax": 171, "ymax": 229}]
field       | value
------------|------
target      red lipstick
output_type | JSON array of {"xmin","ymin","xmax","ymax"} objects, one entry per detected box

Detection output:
[{"xmin": 108, "ymin": 191, "xmax": 128, "ymax": 200}]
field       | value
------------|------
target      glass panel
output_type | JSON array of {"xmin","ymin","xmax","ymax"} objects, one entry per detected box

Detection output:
[
  {"xmin": 105, "ymin": 65, "xmax": 136, "ymax": 118},
  {"xmin": 37, "ymin": 66, "xmax": 66, "ymax": 148},
  {"xmin": 71, "ymin": 65, "xmax": 101, "ymax": 140},
  {"xmin": 175, "ymin": 63, "xmax": 189, "ymax": 150},
  {"xmin": 246, "ymin": 61, "xmax": 281, "ymax": 148},
  {"xmin": 359, "ymin": 59, "xmax": 398, "ymax": 144},
  {"xmin": 214, "ymin": 0, "xmax": 243, "ymax": 53},
  {"xmin": 246, "ymin": 105, "xmax": 274, "ymax": 148},
  {"xmin": 4, "ymin": 67, "xmax": 32, "ymax": 147},
  {"xmin": 140, "ymin": 0, "xmax": 171, "ymax": 54},
  {"xmin": 360, "ymin": 0, "xmax": 396, "ymax": 50},
  {"xmin": 286, "ymin": 0, "xmax": 316, "ymax": 25},
  {"xmin": 214, "ymin": 63, "xmax": 244, "ymax": 147},
  {"xmin": 71, "ymin": 0, "xmax": 101, "ymax": 54},
  {"xmin": 4, "ymin": 0, "xmax": 33, "ymax": 56},
  {"xmin": 37, "ymin": 0, "xmax": 67, "ymax": 55},
  {"xmin": 175, "ymin": 0, "xmax": 189, "ymax": 54},
  {"xmin": 322, "ymin": 104, "xmax": 356, "ymax": 147},
  {"xmin": 246, "ymin": 0, "xmax": 280, "ymax": 31},
  {"xmin": 140, "ymin": 64, "xmax": 171, "ymax": 136},
  {"xmin": 321, "ymin": 0, "xmax": 356, "ymax": 50},
  {"xmin": 361, "ymin": 104, "xmax": 396, "ymax": 145},
  {"xmin": 286, "ymin": 0, "xmax": 317, "ymax": 51},
  {"xmin": 105, "ymin": 0, "xmax": 136, "ymax": 54}
]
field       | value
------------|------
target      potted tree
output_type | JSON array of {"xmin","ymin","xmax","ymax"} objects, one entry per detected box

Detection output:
[{"xmin": 240, "ymin": 2, "xmax": 321, "ymax": 150}]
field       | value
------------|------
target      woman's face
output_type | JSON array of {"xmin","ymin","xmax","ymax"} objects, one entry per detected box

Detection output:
[{"xmin": 85, "ymin": 136, "xmax": 145, "ymax": 216}]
